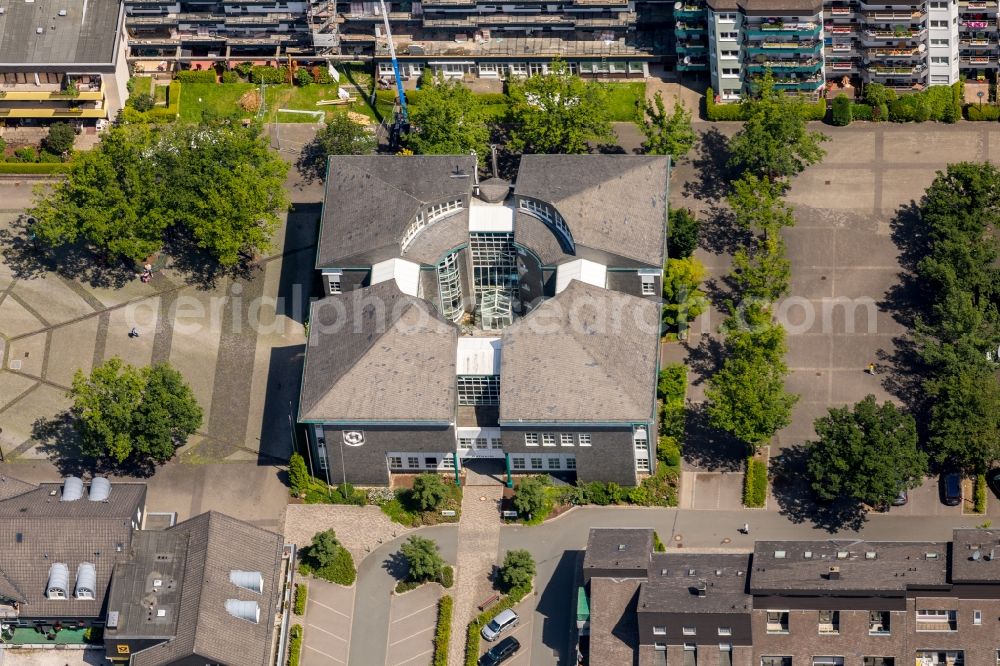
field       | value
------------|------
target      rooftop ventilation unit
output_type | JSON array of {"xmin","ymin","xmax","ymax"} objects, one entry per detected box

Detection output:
[
  {"xmin": 865, "ymin": 551, "xmax": 877, "ymax": 560},
  {"xmin": 229, "ymin": 570, "xmax": 263, "ymax": 594},
  {"xmin": 57, "ymin": 8, "xmax": 66, "ymax": 15},
  {"xmin": 696, "ymin": 580, "xmax": 707, "ymax": 597},
  {"xmin": 774, "ymin": 550, "xmax": 786, "ymax": 559},
  {"xmin": 75, "ymin": 562, "xmax": 96, "ymax": 600},
  {"xmin": 46, "ymin": 563, "xmax": 69, "ymax": 599},
  {"xmin": 61, "ymin": 476, "xmax": 84, "ymax": 502},
  {"xmin": 828, "ymin": 566, "xmax": 841, "ymax": 580},
  {"xmin": 107, "ymin": 611, "xmax": 119, "ymax": 629},
  {"xmin": 225, "ymin": 599, "xmax": 260, "ymax": 624},
  {"xmin": 88, "ymin": 477, "xmax": 111, "ymax": 502}
]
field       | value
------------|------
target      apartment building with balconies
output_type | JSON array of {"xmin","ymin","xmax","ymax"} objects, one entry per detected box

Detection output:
[{"xmin": 581, "ymin": 527, "xmax": 1000, "ymax": 666}]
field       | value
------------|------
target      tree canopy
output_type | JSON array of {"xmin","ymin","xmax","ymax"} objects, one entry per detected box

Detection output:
[
  {"xmin": 43, "ymin": 122, "xmax": 76, "ymax": 155},
  {"xmin": 728, "ymin": 71, "xmax": 827, "ymax": 180},
  {"xmin": 668, "ymin": 207, "xmax": 700, "ymax": 259},
  {"xmin": 69, "ymin": 358, "xmax": 203, "ymax": 467},
  {"xmin": 513, "ymin": 476, "xmax": 547, "ymax": 517},
  {"xmin": 313, "ymin": 112, "xmax": 377, "ymax": 157},
  {"xmin": 30, "ymin": 122, "xmax": 289, "ymax": 267},
  {"xmin": 411, "ymin": 473, "xmax": 449, "ymax": 511},
  {"xmin": 407, "ymin": 77, "xmax": 490, "ymax": 160},
  {"xmin": 806, "ymin": 395, "xmax": 926, "ymax": 508},
  {"xmin": 506, "ymin": 60, "xmax": 613, "ymax": 154},
  {"xmin": 641, "ymin": 92, "xmax": 697, "ymax": 158},
  {"xmin": 400, "ymin": 535, "xmax": 445, "ymax": 582},
  {"xmin": 499, "ymin": 549, "xmax": 536, "ymax": 592},
  {"xmin": 662, "ymin": 256, "xmax": 707, "ymax": 332}
]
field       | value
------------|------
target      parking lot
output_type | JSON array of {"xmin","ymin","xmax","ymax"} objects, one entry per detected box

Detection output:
[
  {"xmin": 385, "ymin": 584, "xmax": 441, "ymax": 666},
  {"xmin": 872, "ymin": 476, "xmax": 966, "ymax": 518},
  {"xmin": 477, "ymin": 600, "xmax": 534, "ymax": 666},
  {"xmin": 301, "ymin": 580, "xmax": 354, "ymax": 666}
]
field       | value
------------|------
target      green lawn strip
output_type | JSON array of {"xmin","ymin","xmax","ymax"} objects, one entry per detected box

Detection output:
[
  {"xmin": 154, "ymin": 84, "xmax": 169, "ymax": 105},
  {"xmin": 178, "ymin": 82, "xmax": 256, "ymax": 122},
  {"xmin": 604, "ymin": 82, "xmax": 646, "ymax": 122}
]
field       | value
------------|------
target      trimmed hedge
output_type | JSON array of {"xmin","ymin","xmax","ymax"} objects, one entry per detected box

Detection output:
[
  {"xmin": 433, "ymin": 595, "xmax": 453, "ymax": 666},
  {"xmin": 175, "ymin": 69, "xmax": 217, "ymax": 83},
  {"xmin": 252, "ymin": 65, "xmax": 289, "ymax": 84},
  {"xmin": 975, "ymin": 474, "xmax": 988, "ymax": 513},
  {"xmin": 831, "ymin": 94, "xmax": 852, "ymax": 126},
  {"xmin": 886, "ymin": 83, "xmax": 962, "ymax": 123},
  {"xmin": 0, "ymin": 162, "xmax": 70, "ymax": 174},
  {"xmin": 464, "ymin": 585, "xmax": 531, "ymax": 666},
  {"xmin": 293, "ymin": 583, "xmax": 307, "ymax": 616},
  {"xmin": 851, "ymin": 103, "xmax": 875, "ymax": 121},
  {"xmin": 147, "ymin": 81, "xmax": 181, "ymax": 121},
  {"xmin": 441, "ymin": 565, "xmax": 454, "ymax": 589},
  {"xmin": 744, "ymin": 457, "xmax": 768, "ymax": 508},
  {"xmin": 966, "ymin": 104, "xmax": 1000, "ymax": 121},
  {"xmin": 287, "ymin": 624, "xmax": 303, "ymax": 666}
]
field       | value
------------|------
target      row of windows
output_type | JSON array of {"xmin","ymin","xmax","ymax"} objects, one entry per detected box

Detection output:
[
  {"xmin": 518, "ymin": 198, "xmax": 575, "ymax": 251},
  {"xmin": 400, "ymin": 198, "xmax": 464, "ymax": 252},
  {"xmin": 524, "ymin": 433, "xmax": 591, "ymax": 446},
  {"xmin": 458, "ymin": 437, "xmax": 503, "ymax": 450},
  {"xmin": 437, "ymin": 251, "xmax": 464, "ymax": 322},
  {"xmin": 652, "ymin": 625, "xmax": 732, "ymax": 636},
  {"xmin": 387, "ymin": 454, "xmax": 455, "ymax": 470},
  {"xmin": 510, "ymin": 455, "xmax": 576, "ymax": 471}
]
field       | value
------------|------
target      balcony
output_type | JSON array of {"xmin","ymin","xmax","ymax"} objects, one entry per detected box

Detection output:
[
  {"xmin": 829, "ymin": 5, "xmax": 855, "ymax": 14},
  {"xmin": 869, "ymin": 611, "xmax": 890, "ymax": 636},
  {"xmin": 866, "ymin": 46, "xmax": 922, "ymax": 56},
  {"xmin": 774, "ymin": 77, "xmax": 822, "ymax": 91},
  {"xmin": 746, "ymin": 40, "xmax": 821, "ymax": 52},
  {"xmin": 863, "ymin": 10, "xmax": 924, "ymax": 20},
  {"xmin": 871, "ymin": 64, "xmax": 923, "ymax": 74},
  {"xmin": 961, "ymin": 0, "xmax": 998, "ymax": 6},
  {"xmin": 747, "ymin": 59, "xmax": 822, "ymax": 71},
  {"xmin": 825, "ymin": 23, "xmax": 857, "ymax": 33},
  {"xmin": 960, "ymin": 37, "xmax": 996, "ymax": 45},
  {"xmin": 828, "ymin": 59, "xmax": 857, "ymax": 70},
  {"xmin": 864, "ymin": 28, "xmax": 925, "ymax": 39},
  {"xmin": 674, "ymin": 4, "xmax": 705, "ymax": 18},
  {"xmin": 915, "ymin": 611, "xmax": 958, "ymax": 632},
  {"xmin": 675, "ymin": 21, "xmax": 707, "ymax": 33},
  {"xmin": 676, "ymin": 59, "xmax": 709, "ymax": 70},
  {"xmin": 827, "ymin": 42, "xmax": 857, "ymax": 52},
  {"xmin": 676, "ymin": 41, "xmax": 708, "ymax": 51},
  {"xmin": 746, "ymin": 23, "xmax": 821, "ymax": 37},
  {"xmin": 961, "ymin": 55, "xmax": 997, "ymax": 65},
  {"xmin": 961, "ymin": 19, "xmax": 995, "ymax": 27}
]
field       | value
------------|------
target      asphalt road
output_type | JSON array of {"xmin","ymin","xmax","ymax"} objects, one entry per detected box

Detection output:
[
  {"xmin": 348, "ymin": 524, "xmax": 459, "ymax": 666},
  {"xmin": 499, "ymin": 506, "xmax": 987, "ymax": 665}
]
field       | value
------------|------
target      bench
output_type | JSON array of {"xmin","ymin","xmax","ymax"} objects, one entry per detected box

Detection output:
[{"xmin": 478, "ymin": 594, "xmax": 500, "ymax": 611}]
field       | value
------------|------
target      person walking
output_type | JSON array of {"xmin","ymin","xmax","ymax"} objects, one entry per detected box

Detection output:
[
  {"xmin": 742, "ymin": 522, "xmax": 750, "ymax": 535},
  {"xmin": 867, "ymin": 362, "xmax": 877, "ymax": 375},
  {"xmin": 129, "ymin": 327, "xmax": 139, "ymax": 338}
]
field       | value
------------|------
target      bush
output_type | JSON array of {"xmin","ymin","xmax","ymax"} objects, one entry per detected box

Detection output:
[
  {"xmin": 975, "ymin": 474, "xmax": 988, "ymax": 513},
  {"xmin": 966, "ymin": 104, "xmax": 1000, "ymax": 121},
  {"xmin": 221, "ymin": 70, "xmax": 241, "ymax": 83},
  {"xmin": 851, "ymin": 103, "xmax": 874, "ymax": 121},
  {"xmin": 38, "ymin": 150, "xmax": 64, "ymax": 163},
  {"xmin": 175, "ymin": 69, "xmax": 217, "ymax": 83},
  {"xmin": 585, "ymin": 480, "xmax": 612, "ymax": 505},
  {"xmin": 627, "ymin": 484, "xmax": 650, "ymax": 505},
  {"xmin": 464, "ymin": 585, "xmax": 531, "ymax": 666},
  {"xmin": 295, "ymin": 68, "xmax": 314, "ymax": 86},
  {"xmin": 658, "ymin": 436, "xmax": 682, "ymax": 467},
  {"xmin": 300, "ymin": 530, "xmax": 356, "ymax": 586},
  {"xmin": 130, "ymin": 92, "xmax": 155, "ymax": 112},
  {"xmin": 400, "ymin": 535, "xmax": 445, "ymax": 583},
  {"xmin": 513, "ymin": 475, "xmax": 548, "ymax": 517},
  {"xmin": 499, "ymin": 549, "xmax": 535, "ymax": 593},
  {"xmin": 441, "ymin": 565, "xmax": 454, "ymax": 589},
  {"xmin": 13, "ymin": 146, "xmax": 37, "ymax": 163},
  {"xmin": 886, "ymin": 84, "xmax": 965, "ymax": 122},
  {"xmin": 744, "ymin": 457, "xmax": 768, "ymax": 508},
  {"xmin": 705, "ymin": 88, "xmax": 745, "ymax": 121},
  {"xmin": 433, "ymin": 596, "xmax": 453, "ymax": 666},
  {"xmin": 146, "ymin": 81, "xmax": 180, "ymax": 121},
  {"xmin": 288, "ymin": 453, "xmax": 308, "ymax": 497},
  {"xmin": 0, "ymin": 162, "xmax": 70, "ymax": 174},
  {"xmin": 653, "ymin": 531, "xmax": 666, "ymax": 552},
  {"xmin": 252, "ymin": 65, "xmax": 288, "ymax": 84},
  {"xmin": 287, "ymin": 624, "xmax": 303, "ymax": 666},
  {"xmin": 312, "ymin": 66, "xmax": 334, "ymax": 84},
  {"xmin": 831, "ymin": 94, "xmax": 852, "ymax": 126},
  {"xmin": 804, "ymin": 98, "xmax": 828, "ymax": 121},
  {"xmin": 293, "ymin": 583, "xmax": 307, "ymax": 615},
  {"xmin": 412, "ymin": 473, "xmax": 449, "ymax": 511},
  {"xmin": 876, "ymin": 102, "xmax": 889, "ymax": 122}
]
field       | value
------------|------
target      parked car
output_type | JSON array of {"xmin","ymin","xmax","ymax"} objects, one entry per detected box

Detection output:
[
  {"xmin": 892, "ymin": 488, "xmax": 908, "ymax": 506},
  {"xmin": 941, "ymin": 472, "xmax": 962, "ymax": 506},
  {"xmin": 479, "ymin": 636, "xmax": 521, "ymax": 665},
  {"xmin": 987, "ymin": 468, "xmax": 1000, "ymax": 499},
  {"xmin": 481, "ymin": 609, "xmax": 519, "ymax": 642}
]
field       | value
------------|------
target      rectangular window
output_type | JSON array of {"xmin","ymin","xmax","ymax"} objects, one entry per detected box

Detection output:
[
  {"xmin": 490, "ymin": 438, "xmax": 502, "ymax": 450},
  {"xmin": 761, "ymin": 659, "xmax": 792, "ymax": 666},
  {"xmin": 720, "ymin": 31, "xmax": 738, "ymax": 39},
  {"xmin": 931, "ymin": 56, "xmax": 948, "ymax": 64},
  {"xmin": 542, "ymin": 434, "xmax": 556, "ymax": 447},
  {"xmin": 407, "ymin": 456, "xmax": 419, "ymax": 468},
  {"xmin": 566, "ymin": 457, "xmax": 576, "ymax": 470},
  {"xmin": 547, "ymin": 457, "xmax": 561, "ymax": 470},
  {"xmin": 443, "ymin": 454, "xmax": 455, "ymax": 469},
  {"xmin": 863, "ymin": 659, "xmax": 895, "ymax": 666},
  {"xmin": 819, "ymin": 610, "xmax": 840, "ymax": 635},
  {"xmin": 578, "ymin": 434, "xmax": 592, "ymax": 446},
  {"xmin": 721, "ymin": 49, "xmax": 739, "ymax": 57},
  {"xmin": 655, "ymin": 643, "xmax": 667, "ymax": 651},
  {"xmin": 634, "ymin": 438, "xmax": 649, "ymax": 451},
  {"xmin": 561, "ymin": 433, "xmax": 574, "ymax": 446},
  {"xmin": 458, "ymin": 438, "xmax": 473, "ymax": 449},
  {"xmin": 682, "ymin": 627, "xmax": 696, "ymax": 635},
  {"xmin": 530, "ymin": 457, "xmax": 543, "ymax": 470},
  {"xmin": 929, "ymin": 0, "xmax": 946, "ymax": 6},
  {"xmin": 327, "ymin": 277, "xmax": 342, "ymax": 294},
  {"xmin": 812, "ymin": 659, "xmax": 843, "ymax": 666},
  {"xmin": 930, "ymin": 19, "xmax": 947, "ymax": 27},
  {"xmin": 718, "ymin": 627, "xmax": 732, "ymax": 636},
  {"xmin": 930, "ymin": 38, "xmax": 948, "ymax": 46},
  {"xmin": 718, "ymin": 12, "xmax": 736, "ymax": 20},
  {"xmin": 973, "ymin": 610, "xmax": 982, "ymax": 625},
  {"xmin": 641, "ymin": 279, "xmax": 656, "ymax": 296},
  {"xmin": 916, "ymin": 609, "xmax": 957, "ymax": 631},
  {"xmin": 869, "ymin": 611, "xmax": 890, "ymax": 635},
  {"xmin": 317, "ymin": 442, "xmax": 328, "ymax": 470},
  {"xmin": 525, "ymin": 433, "xmax": 539, "ymax": 446},
  {"xmin": 653, "ymin": 626, "xmax": 666, "ymax": 635},
  {"xmin": 388, "ymin": 456, "xmax": 402, "ymax": 469},
  {"xmin": 637, "ymin": 458, "xmax": 651, "ymax": 472},
  {"xmin": 766, "ymin": 611, "xmax": 789, "ymax": 634},
  {"xmin": 457, "ymin": 375, "xmax": 501, "ymax": 406},
  {"xmin": 722, "ymin": 68, "xmax": 740, "ymax": 76},
  {"xmin": 512, "ymin": 457, "xmax": 526, "ymax": 470},
  {"xmin": 475, "ymin": 438, "xmax": 488, "ymax": 449},
  {"xmin": 424, "ymin": 457, "xmax": 438, "ymax": 468}
]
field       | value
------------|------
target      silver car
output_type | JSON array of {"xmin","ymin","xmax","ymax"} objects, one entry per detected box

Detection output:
[{"xmin": 481, "ymin": 609, "xmax": 519, "ymax": 642}]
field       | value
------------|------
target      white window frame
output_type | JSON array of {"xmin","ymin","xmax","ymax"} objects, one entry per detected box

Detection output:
[
  {"xmin": 718, "ymin": 627, "xmax": 732, "ymax": 636},
  {"xmin": 547, "ymin": 457, "xmax": 561, "ymax": 470},
  {"xmin": 565, "ymin": 457, "xmax": 577, "ymax": 470},
  {"xmin": 388, "ymin": 456, "xmax": 402, "ymax": 469},
  {"xmin": 542, "ymin": 433, "xmax": 556, "ymax": 447},
  {"xmin": 578, "ymin": 434, "xmax": 592, "ymax": 446},
  {"xmin": 512, "ymin": 456, "xmax": 526, "ymax": 470},
  {"xmin": 682, "ymin": 627, "xmax": 696, "ymax": 636},
  {"xmin": 637, "ymin": 458, "xmax": 651, "ymax": 472},
  {"xmin": 653, "ymin": 626, "xmax": 667, "ymax": 635},
  {"xmin": 973, "ymin": 610, "xmax": 982, "ymax": 625},
  {"xmin": 560, "ymin": 433, "xmax": 574, "ymax": 446},
  {"xmin": 525, "ymin": 433, "xmax": 539, "ymax": 446},
  {"xmin": 530, "ymin": 457, "xmax": 543, "ymax": 470}
]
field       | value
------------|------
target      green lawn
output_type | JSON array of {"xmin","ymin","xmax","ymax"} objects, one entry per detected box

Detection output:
[
  {"xmin": 264, "ymin": 83, "xmax": 386, "ymax": 123},
  {"xmin": 131, "ymin": 76, "xmax": 153, "ymax": 97},
  {"xmin": 179, "ymin": 82, "xmax": 257, "ymax": 122},
  {"xmin": 604, "ymin": 82, "xmax": 646, "ymax": 122}
]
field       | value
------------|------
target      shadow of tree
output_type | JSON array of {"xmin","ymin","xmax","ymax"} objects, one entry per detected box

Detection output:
[
  {"xmin": 382, "ymin": 550, "xmax": 411, "ymax": 582},
  {"xmin": 684, "ymin": 333, "xmax": 726, "ymax": 386},
  {"xmin": 161, "ymin": 225, "xmax": 263, "ymax": 291},
  {"xmin": 682, "ymin": 403, "xmax": 746, "ymax": 472},
  {"xmin": 31, "ymin": 412, "xmax": 158, "ymax": 478},
  {"xmin": 682, "ymin": 127, "xmax": 731, "ymax": 205},
  {"xmin": 699, "ymin": 205, "xmax": 749, "ymax": 257},
  {"xmin": 295, "ymin": 142, "xmax": 328, "ymax": 183},
  {"xmin": 596, "ymin": 143, "xmax": 627, "ymax": 155},
  {"xmin": 770, "ymin": 444, "xmax": 868, "ymax": 532}
]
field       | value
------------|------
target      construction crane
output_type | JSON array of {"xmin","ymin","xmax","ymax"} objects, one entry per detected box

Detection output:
[{"xmin": 378, "ymin": 0, "xmax": 409, "ymax": 124}]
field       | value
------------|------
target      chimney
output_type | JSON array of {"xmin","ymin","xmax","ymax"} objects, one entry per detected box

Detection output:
[
  {"xmin": 490, "ymin": 144, "xmax": 499, "ymax": 178},
  {"xmin": 828, "ymin": 566, "xmax": 841, "ymax": 580},
  {"xmin": 696, "ymin": 580, "xmax": 707, "ymax": 597}
]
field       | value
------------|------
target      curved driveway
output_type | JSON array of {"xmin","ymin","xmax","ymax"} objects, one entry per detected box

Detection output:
[{"xmin": 349, "ymin": 524, "xmax": 458, "ymax": 666}]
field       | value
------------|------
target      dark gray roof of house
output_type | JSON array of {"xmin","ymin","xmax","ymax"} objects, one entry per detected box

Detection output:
[
  {"xmin": 499, "ymin": 281, "xmax": 660, "ymax": 423},
  {"xmin": 951, "ymin": 529, "xmax": 1000, "ymax": 583},
  {"xmin": 317, "ymin": 155, "xmax": 475, "ymax": 267},
  {"xmin": 0, "ymin": 480, "xmax": 145, "ymax": 617},
  {"xmin": 584, "ymin": 529, "xmax": 653, "ymax": 573},
  {"xmin": 401, "ymin": 211, "xmax": 469, "ymax": 266},
  {"xmin": 513, "ymin": 211, "xmax": 570, "ymax": 265},
  {"xmin": 299, "ymin": 281, "xmax": 459, "ymax": 423},
  {"xmin": 0, "ymin": 475, "xmax": 36, "ymax": 501},
  {"xmin": 639, "ymin": 553, "xmax": 751, "ymax": 614},
  {"xmin": 750, "ymin": 539, "xmax": 950, "ymax": 593},
  {"xmin": 513, "ymin": 155, "xmax": 669, "ymax": 268},
  {"xmin": 0, "ymin": 0, "xmax": 122, "ymax": 66},
  {"xmin": 477, "ymin": 177, "xmax": 510, "ymax": 204},
  {"xmin": 122, "ymin": 512, "xmax": 284, "ymax": 666},
  {"xmin": 589, "ymin": 577, "xmax": 640, "ymax": 666}
]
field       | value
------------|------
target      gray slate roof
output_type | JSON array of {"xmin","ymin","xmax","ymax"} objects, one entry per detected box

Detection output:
[
  {"xmin": 951, "ymin": 528, "xmax": 1000, "ymax": 583},
  {"xmin": 121, "ymin": 512, "xmax": 283, "ymax": 666},
  {"xmin": 317, "ymin": 155, "xmax": 475, "ymax": 267},
  {"xmin": 640, "ymin": 553, "xmax": 751, "ymax": 614},
  {"xmin": 401, "ymin": 210, "xmax": 469, "ymax": 266},
  {"xmin": 499, "ymin": 280, "xmax": 660, "ymax": 423},
  {"xmin": 513, "ymin": 155, "xmax": 669, "ymax": 267},
  {"xmin": 0, "ymin": 480, "xmax": 145, "ymax": 618},
  {"xmin": 589, "ymin": 577, "xmax": 640, "ymax": 666},
  {"xmin": 0, "ymin": 0, "xmax": 122, "ymax": 66},
  {"xmin": 583, "ymin": 528, "xmax": 653, "ymax": 573},
  {"xmin": 300, "ymin": 281, "xmax": 459, "ymax": 423}
]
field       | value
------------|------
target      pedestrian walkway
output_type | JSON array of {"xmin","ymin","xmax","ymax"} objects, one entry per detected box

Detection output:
[{"xmin": 447, "ymin": 483, "xmax": 503, "ymax": 665}]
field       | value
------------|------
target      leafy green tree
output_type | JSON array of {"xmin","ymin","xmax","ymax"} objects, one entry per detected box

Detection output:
[
  {"xmin": 863, "ymin": 82, "xmax": 896, "ymax": 106},
  {"xmin": 314, "ymin": 112, "xmax": 377, "ymax": 157},
  {"xmin": 926, "ymin": 364, "xmax": 1000, "ymax": 474},
  {"xmin": 506, "ymin": 60, "xmax": 613, "ymax": 154},
  {"xmin": 69, "ymin": 358, "xmax": 203, "ymax": 466},
  {"xmin": 407, "ymin": 77, "xmax": 490, "ymax": 160},
  {"xmin": 728, "ymin": 70, "xmax": 827, "ymax": 180},
  {"xmin": 806, "ymin": 395, "xmax": 926, "ymax": 507},
  {"xmin": 662, "ymin": 256, "xmax": 707, "ymax": 332},
  {"xmin": 411, "ymin": 473, "xmax": 449, "ymax": 511},
  {"xmin": 43, "ymin": 123, "xmax": 76, "ymax": 155},
  {"xmin": 31, "ymin": 123, "xmax": 288, "ymax": 267},
  {"xmin": 288, "ymin": 453, "xmax": 310, "ymax": 497},
  {"xmin": 731, "ymin": 232, "xmax": 792, "ymax": 302},
  {"xmin": 400, "ymin": 536, "xmax": 445, "ymax": 582},
  {"xmin": 128, "ymin": 93, "xmax": 155, "ymax": 113},
  {"xmin": 498, "ymin": 549, "xmax": 536, "ymax": 592},
  {"xmin": 305, "ymin": 529, "xmax": 341, "ymax": 568},
  {"xmin": 513, "ymin": 476, "xmax": 547, "ymax": 517},
  {"xmin": 668, "ymin": 207, "xmax": 700, "ymax": 259},
  {"xmin": 727, "ymin": 174, "xmax": 794, "ymax": 235},
  {"xmin": 640, "ymin": 93, "xmax": 697, "ymax": 158}
]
